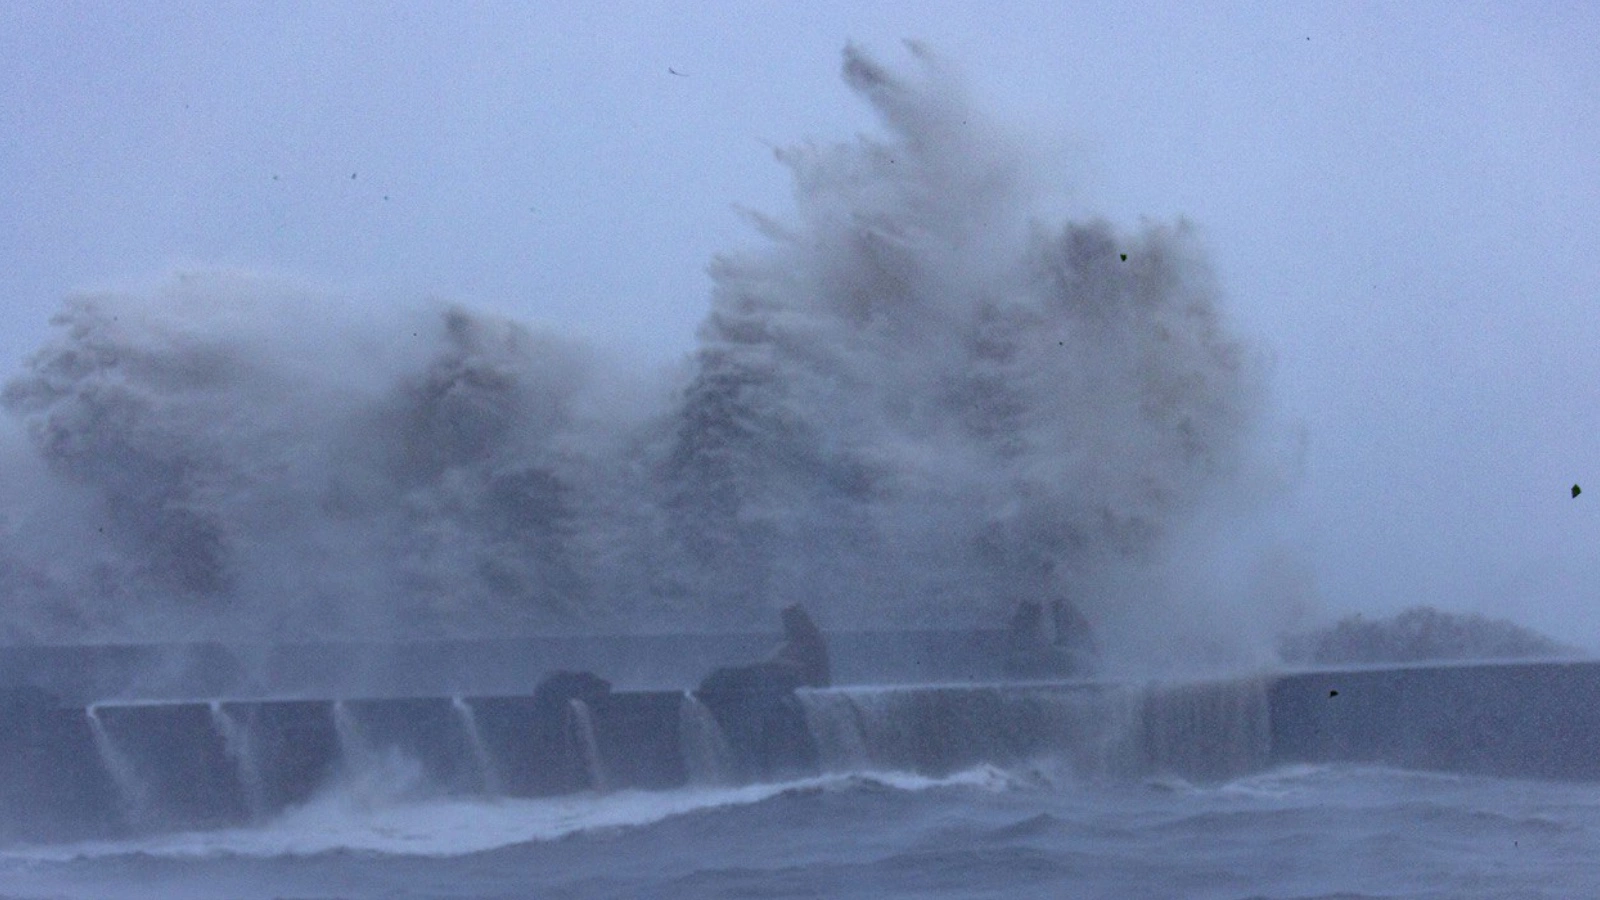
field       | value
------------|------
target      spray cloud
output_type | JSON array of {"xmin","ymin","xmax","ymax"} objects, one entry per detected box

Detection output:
[{"xmin": 0, "ymin": 46, "xmax": 1277, "ymax": 665}]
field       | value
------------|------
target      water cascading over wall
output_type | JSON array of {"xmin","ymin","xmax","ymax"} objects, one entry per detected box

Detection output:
[
  {"xmin": 0, "ymin": 676, "xmax": 1277, "ymax": 843},
  {"xmin": 15, "ymin": 659, "xmax": 1600, "ymax": 845}
]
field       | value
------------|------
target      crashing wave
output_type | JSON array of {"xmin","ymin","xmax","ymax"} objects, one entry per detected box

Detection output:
[{"xmin": 0, "ymin": 46, "xmax": 1271, "ymax": 658}]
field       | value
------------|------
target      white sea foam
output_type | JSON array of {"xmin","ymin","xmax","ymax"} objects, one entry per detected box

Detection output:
[{"xmin": 9, "ymin": 765, "xmax": 1017, "ymax": 861}]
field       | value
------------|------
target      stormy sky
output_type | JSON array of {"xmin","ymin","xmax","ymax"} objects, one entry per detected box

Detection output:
[{"xmin": 2, "ymin": 3, "xmax": 1596, "ymax": 647}]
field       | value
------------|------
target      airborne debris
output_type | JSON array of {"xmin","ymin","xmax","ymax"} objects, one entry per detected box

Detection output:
[{"xmin": 1574, "ymin": 484, "xmax": 1582, "ymax": 498}]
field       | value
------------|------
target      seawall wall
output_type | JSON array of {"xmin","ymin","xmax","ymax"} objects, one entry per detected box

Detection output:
[{"xmin": 2, "ymin": 659, "xmax": 1596, "ymax": 843}]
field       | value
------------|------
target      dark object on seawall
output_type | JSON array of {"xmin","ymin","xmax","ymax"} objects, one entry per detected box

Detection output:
[
  {"xmin": 692, "ymin": 605, "xmax": 830, "ymax": 779},
  {"xmin": 772, "ymin": 604, "xmax": 831, "ymax": 688},
  {"xmin": 1003, "ymin": 598, "xmax": 1099, "ymax": 678}
]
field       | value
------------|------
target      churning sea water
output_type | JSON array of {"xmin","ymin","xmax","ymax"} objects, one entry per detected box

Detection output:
[
  {"xmin": 2, "ymin": 762, "xmax": 1594, "ymax": 900},
  {"xmin": 0, "ymin": 38, "xmax": 1586, "ymax": 900}
]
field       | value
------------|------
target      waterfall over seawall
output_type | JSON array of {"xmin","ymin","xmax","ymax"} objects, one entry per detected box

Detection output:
[
  {"xmin": 678, "ymin": 692, "xmax": 735, "ymax": 785},
  {"xmin": 3, "ymin": 661, "xmax": 1598, "ymax": 843},
  {"xmin": 799, "ymin": 678, "xmax": 1268, "ymax": 782},
  {"xmin": 1132, "ymin": 677, "xmax": 1272, "ymax": 781},
  {"xmin": 450, "ymin": 697, "xmax": 502, "ymax": 794},
  {"xmin": 0, "ymin": 676, "xmax": 1270, "ymax": 842},
  {"xmin": 209, "ymin": 700, "xmax": 267, "ymax": 818}
]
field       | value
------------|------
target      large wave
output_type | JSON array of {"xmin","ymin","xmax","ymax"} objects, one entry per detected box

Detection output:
[{"xmin": 0, "ymin": 46, "xmax": 1275, "ymax": 660}]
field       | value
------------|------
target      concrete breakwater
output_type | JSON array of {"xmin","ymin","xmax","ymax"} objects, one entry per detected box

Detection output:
[
  {"xmin": 2, "ymin": 660, "xmax": 1597, "ymax": 843},
  {"xmin": 0, "ymin": 631, "xmax": 1023, "ymax": 705}
]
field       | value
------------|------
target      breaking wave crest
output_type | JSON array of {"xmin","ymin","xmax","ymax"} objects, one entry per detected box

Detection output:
[
  {"xmin": 13, "ymin": 765, "xmax": 1019, "ymax": 861},
  {"xmin": 0, "ymin": 45, "xmax": 1277, "ymax": 665}
]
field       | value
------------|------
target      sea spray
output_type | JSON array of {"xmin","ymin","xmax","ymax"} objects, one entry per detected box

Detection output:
[
  {"xmin": 656, "ymin": 45, "xmax": 1268, "ymax": 645},
  {"xmin": 0, "ymin": 46, "xmax": 1276, "ymax": 668}
]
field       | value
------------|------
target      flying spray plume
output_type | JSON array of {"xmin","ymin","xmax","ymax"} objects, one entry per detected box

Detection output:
[{"xmin": 0, "ymin": 46, "xmax": 1280, "ymax": 667}]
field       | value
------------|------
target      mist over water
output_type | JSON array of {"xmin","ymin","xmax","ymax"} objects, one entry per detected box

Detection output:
[
  {"xmin": 0, "ymin": 278, "xmax": 603, "ymax": 643},
  {"xmin": 0, "ymin": 47, "xmax": 1279, "ymax": 665}
]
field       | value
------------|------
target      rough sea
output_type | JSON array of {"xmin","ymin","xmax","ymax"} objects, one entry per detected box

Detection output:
[
  {"xmin": 4, "ymin": 40, "xmax": 1586, "ymax": 900},
  {"xmin": 2, "ymin": 761, "xmax": 1593, "ymax": 899}
]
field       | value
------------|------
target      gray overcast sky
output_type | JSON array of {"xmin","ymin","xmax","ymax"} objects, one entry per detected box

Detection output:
[{"xmin": 3, "ymin": 2, "xmax": 1597, "ymax": 644}]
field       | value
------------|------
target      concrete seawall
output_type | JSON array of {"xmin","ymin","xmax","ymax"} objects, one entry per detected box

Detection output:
[
  {"xmin": 2, "ymin": 659, "xmax": 1596, "ymax": 843},
  {"xmin": 1269, "ymin": 660, "xmax": 1600, "ymax": 780}
]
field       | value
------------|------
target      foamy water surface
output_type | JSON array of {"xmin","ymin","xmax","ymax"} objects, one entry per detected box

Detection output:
[{"xmin": 4, "ymin": 763, "xmax": 1598, "ymax": 900}]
